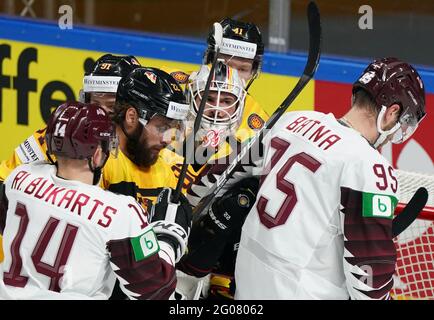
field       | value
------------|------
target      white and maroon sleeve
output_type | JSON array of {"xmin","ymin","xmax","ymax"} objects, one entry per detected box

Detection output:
[
  {"xmin": 340, "ymin": 158, "xmax": 399, "ymax": 300},
  {"xmin": 106, "ymin": 200, "xmax": 177, "ymax": 300}
]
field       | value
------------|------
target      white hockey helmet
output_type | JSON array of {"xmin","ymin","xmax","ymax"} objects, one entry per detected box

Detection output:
[{"xmin": 187, "ymin": 61, "xmax": 247, "ymax": 147}]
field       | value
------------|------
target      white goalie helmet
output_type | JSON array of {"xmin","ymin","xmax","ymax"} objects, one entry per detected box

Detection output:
[{"xmin": 187, "ymin": 61, "xmax": 247, "ymax": 147}]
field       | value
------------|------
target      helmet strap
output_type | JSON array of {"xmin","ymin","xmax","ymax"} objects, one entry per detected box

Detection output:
[
  {"xmin": 245, "ymin": 77, "xmax": 255, "ymax": 92},
  {"xmin": 46, "ymin": 152, "xmax": 57, "ymax": 166},
  {"xmin": 87, "ymin": 157, "xmax": 102, "ymax": 185},
  {"xmin": 373, "ymin": 106, "xmax": 401, "ymax": 149}
]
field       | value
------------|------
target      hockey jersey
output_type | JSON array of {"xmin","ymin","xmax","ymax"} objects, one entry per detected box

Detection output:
[
  {"xmin": 0, "ymin": 128, "xmax": 49, "ymax": 183},
  {"xmin": 235, "ymin": 111, "xmax": 398, "ymax": 300},
  {"xmin": 162, "ymin": 93, "xmax": 268, "ymax": 204},
  {"xmin": 0, "ymin": 132, "xmax": 178, "ymax": 262},
  {"xmin": 0, "ymin": 162, "xmax": 176, "ymax": 299},
  {"xmin": 101, "ymin": 149, "xmax": 178, "ymax": 212},
  {"xmin": 160, "ymin": 90, "xmax": 268, "ymax": 300}
]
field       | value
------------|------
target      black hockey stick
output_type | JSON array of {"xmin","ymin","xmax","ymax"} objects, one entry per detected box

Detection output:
[
  {"xmin": 192, "ymin": 1, "xmax": 322, "ymax": 216},
  {"xmin": 392, "ymin": 187, "xmax": 429, "ymax": 237},
  {"xmin": 171, "ymin": 23, "xmax": 224, "ymax": 203}
]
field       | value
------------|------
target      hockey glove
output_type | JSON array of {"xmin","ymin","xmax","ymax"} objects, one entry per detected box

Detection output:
[
  {"xmin": 150, "ymin": 188, "xmax": 193, "ymax": 263},
  {"xmin": 178, "ymin": 177, "xmax": 259, "ymax": 277},
  {"xmin": 203, "ymin": 177, "xmax": 259, "ymax": 237}
]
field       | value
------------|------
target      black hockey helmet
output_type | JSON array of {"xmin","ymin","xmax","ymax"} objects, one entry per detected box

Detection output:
[
  {"xmin": 203, "ymin": 18, "xmax": 264, "ymax": 79},
  {"xmin": 82, "ymin": 54, "xmax": 141, "ymax": 102},
  {"xmin": 115, "ymin": 67, "xmax": 190, "ymax": 126}
]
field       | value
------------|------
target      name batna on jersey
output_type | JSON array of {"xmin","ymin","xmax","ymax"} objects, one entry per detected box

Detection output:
[{"xmin": 235, "ymin": 111, "xmax": 399, "ymax": 300}]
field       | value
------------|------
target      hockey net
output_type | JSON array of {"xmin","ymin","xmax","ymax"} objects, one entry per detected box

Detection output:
[{"xmin": 391, "ymin": 169, "xmax": 434, "ymax": 300}]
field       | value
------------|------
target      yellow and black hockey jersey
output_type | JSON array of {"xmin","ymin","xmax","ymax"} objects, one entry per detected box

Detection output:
[
  {"xmin": 0, "ymin": 128, "xmax": 49, "ymax": 183},
  {"xmin": 101, "ymin": 149, "xmax": 178, "ymax": 213},
  {"xmin": 162, "ymin": 92, "xmax": 269, "ymax": 200},
  {"xmin": 161, "ymin": 63, "xmax": 268, "ymax": 189}
]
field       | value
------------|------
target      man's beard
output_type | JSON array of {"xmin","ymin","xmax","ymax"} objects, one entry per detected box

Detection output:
[{"xmin": 126, "ymin": 125, "xmax": 159, "ymax": 167}]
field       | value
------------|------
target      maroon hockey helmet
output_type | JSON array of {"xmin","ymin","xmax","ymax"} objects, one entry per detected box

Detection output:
[
  {"xmin": 353, "ymin": 57, "xmax": 425, "ymax": 119},
  {"xmin": 353, "ymin": 57, "xmax": 426, "ymax": 144},
  {"xmin": 45, "ymin": 101, "xmax": 118, "ymax": 164}
]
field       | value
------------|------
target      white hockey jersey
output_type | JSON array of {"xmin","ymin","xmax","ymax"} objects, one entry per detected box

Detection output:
[
  {"xmin": 0, "ymin": 162, "xmax": 176, "ymax": 300},
  {"xmin": 235, "ymin": 111, "xmax": 398, "ymax": 300}
]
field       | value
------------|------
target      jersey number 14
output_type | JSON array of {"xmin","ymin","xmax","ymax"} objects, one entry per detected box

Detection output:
[{"xmin": 3, "ymin": 202, "xmax": 78, "ymax": 292}]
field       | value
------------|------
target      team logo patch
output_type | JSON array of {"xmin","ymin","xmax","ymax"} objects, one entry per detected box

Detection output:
[
  {"xmin": 237, "ymin": 194, "xmax": 250, "ymax": 208},
  {"xmin": 202, "ymin": 129, "xmax": 224, "ymax": 148},
  {"xmin": 170, "ymin": 71, "xmax": 190, "ymax": 84},
  {"xmin": 145, "ymin": 71, "xmax": 157, "ymax": 84},
  {"xmin": 247, "ymin": 113, "xmax": 265, "ymax": 130}
]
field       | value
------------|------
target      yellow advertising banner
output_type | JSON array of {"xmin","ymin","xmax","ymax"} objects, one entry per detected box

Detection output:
[{"xmin": 0, "ymin": 39, "xmax": 314, "ymax": 160}]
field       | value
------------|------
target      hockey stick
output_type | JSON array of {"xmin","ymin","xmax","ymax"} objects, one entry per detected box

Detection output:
[
  {"xmin": 192, "ymin": 1, "xmax": 322, "ymax": 216},
  {"xmin": 171, "ymin": 23, "xmax": 224, "ymax": 203},
  {"xmin": 392, "ymin": 187, "xmax": 428, "ymax": 237}
]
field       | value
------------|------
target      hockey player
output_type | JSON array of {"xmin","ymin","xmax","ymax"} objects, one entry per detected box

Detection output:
[
  {"xmin": 203, "ymin": 18, "xmax": 263, "ymax": 89},
  {"xmin": 0, "ymin": 54, "xmax": 140, "ymax": 183},
  {"xmin": 82, "ymin": 54, "xmax": 141, "ymax": 116},
  {"xmin": 0, "ymin": 54, "xmax": 141, "ymax": 262},
  {"xmin": 161, "ymin": 61, "xmax": 261, "ymax": 300},
  {"xmin": 100, "ymin": 66, "xmax": 191, "ymax": 300},
  {"xmin": 165, "ymin": 18, "xmax": 268, "ymax": 146},
  {"xmin": 0, "ymin": 102, "xmax": 193, "ymax": 299},
  {"xmin": 234, "ymin": 57, "xmax": 426, "ymax": 300},
  {"xmin": 160, "ymin": 19, "xmax": 269, "ymax": 299},
  {"xmin": 102, "ymin": 66, "xmax": 190, "ymax": 208}
]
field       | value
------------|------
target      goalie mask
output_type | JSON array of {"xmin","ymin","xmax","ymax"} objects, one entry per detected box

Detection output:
[
  {"xmin": 187, "ymin": 61, "xmax": 247, "ymax": 148},
  {"xmin": 353, "ymin": 57, "xmax": 426, "ymax": 148}
]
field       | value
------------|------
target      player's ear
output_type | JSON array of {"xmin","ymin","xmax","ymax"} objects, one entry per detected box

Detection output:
[
  {"xmin": 384, "ymin": 103, "xmax": 401, "ymax": 127},
  {"xmin": 124, "ymin": 106, "xmax": 139, "ymax": 129},
  {"xmin": 92, "ymin": 146, "xmax": 104, "ymax": 169},
  {"xmin": 388, "ymin": 103, "xmax": 401, "ymax": 117}
]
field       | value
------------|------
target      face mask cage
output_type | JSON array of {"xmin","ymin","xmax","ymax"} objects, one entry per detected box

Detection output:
[{"xmin": 188, "ymin": 79, "xmax": 246, "ymax": 132}]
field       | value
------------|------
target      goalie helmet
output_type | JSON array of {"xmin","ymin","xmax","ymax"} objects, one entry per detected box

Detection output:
[
  {"xmin": 82, "ymin": 54, "xmax": 141, "ymax": 102},
  {"xmin": 187, "ymin": 60, "xmax": 247, "ymax": 147},
  {"xmin": 45, "ymin": 101, "xmax": 118, "ymax": 165},
  {"xmin": 204, "ymin": 18, "xmax": 264, "ymax": 80},
  {"xmin": 353, "ymin": 57, "xmax": 426, "ymax": 146},
  {"xmin": 115, "ymin": 67, "xmax": 190, "ymax": 127}
]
